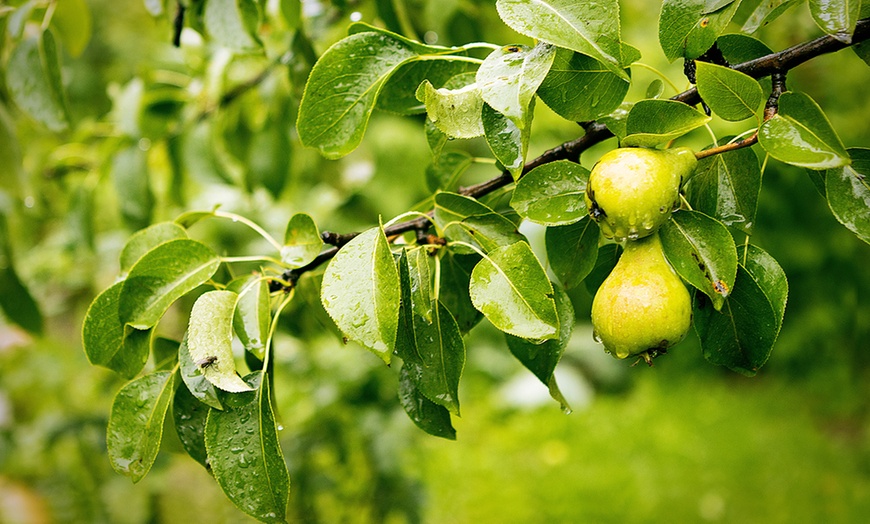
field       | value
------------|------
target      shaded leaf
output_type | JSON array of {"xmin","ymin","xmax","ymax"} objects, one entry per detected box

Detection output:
[
  {"xmin": 120, "ymin": 222, "xmax": 188, "ymax": 275},
  {"xmin": 107, "ymin": 371, "xmax": 176, "ymax": 482},
  {"xmin": 0, "ymin": 215, "xmax": 43, "ymax": 335},
  {"xmin": 661, "ymin": 211, "xmax": 738, "ymax": 310},
  {"xmin": 511, "ymin": 160, "xmax": 589, "ymax": 226},
  {"xmin": 476, "ymin": 42, "xmax": 556, "ymax": 126},
  {"xmin": 188, "ymin": 290, "xmax": 253, "ymax": 393},
  {"xmin": 482, "ymin": 100, "xmax": 533, "ymax": 181},
  {"xmin": 282, "ymin": 213, "xmax": 322, "ymax": 268},
  {"xmin": 427, "ymin": 151, "xmax": 473, "ymax": 192},
  {"xmin": 686, "ymin": 146, "xmax": 761, "ymax": 233},
  {"xmin": 546, "ymin": 218, "xmax": 600, "ymax": 290},
  {"xmin": 7, "ymin": 30, "xmax": 69, "ymax": 131},
  {"xmin": 538, "ymin": 47, "xmax": 630, "ymax": 121},
  {"xmin": 584, "ymin": 243, "xmax": 622, "ymax": 296},
  {"xmin": 622, "ymin": 99, "xmax": 711, "ymax": 147},
  {"xmin": 659, "ymin": 0, "xmax": 741, "ymax": 61},
  {"xmin": 599, "ymin": 102, "xmax": 632, "ymax": 140},
  {"xmin": 398, "ymin": 365, "xmax": 456, "ymax": 440},
  {"xmin": 179, "ymin": 333, "xmax": 223, "ymax": 410},
  {"xmin": 321, "ymin": 226, "xmax": 400, "ymax": 362},
  {"xmin": 81, "ymin": 283, "xmax": 150, "ymax": 378},
  {"xmin": 695, "ymin": 62, "xmax": 764, "ymax": 121},
  {"xmin": 173, "ymin": 383, "xmax": 210, "ymax": 468},
  {"xmin": 758, "ymin": 91, "xmax": 850, "ymax": 169},
  {"xmin": 378, "ymin": 59, "xmax": 470, "ymax": 115},
  {"xmin": 825, "ymin": 147, "xmax": 870, "ymax": 244},
  {"xmin": 469, "ymin": 242, "xmax": 558, "ymax": 341},
  {"xmin": 112, "ymin": 145, "xmax": 154, "ymax": 231},
  {"xmin": 227, "ymin": 276, "xmax": 272, "ymax": 361},
  {"xmin": 438, "ymin": 252, "xmax": 483, "ymax": 333}
]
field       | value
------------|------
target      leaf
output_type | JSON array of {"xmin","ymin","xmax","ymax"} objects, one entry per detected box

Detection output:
[
  {"xmin": 694, "ymin": 245, "xmax": 787, "ymax": 375},
  {"xmin": 81, "ymin": 283, "xmax": 150, "ymax": 378},
  {"xmin": 716, "ymin": 33, "xmax": 774, "ymax": 63},
  {"xmin": 0, "ymin": 214, "xmax": 43, "ymax": 335},
  {"xmin": 438, "ymin": 252, "xmax": 484, "ymax": 333},
  {"xmin": 434, "ymin": 192, "xmax": 524, "ymax": 254},
  {"xmin": 7, "ymin": 31, "xmax": 69, "ymax": 132},
  {"xmin": 281, "ymin": 213, "xmax": 322, "ymax": 268},
  {"xmin": 599, "ymin": 102, "xmax": 632, "ymax": 140},
  {"xmin": 825, "ymin": 147, "xmax": 870, "ymax": 244},
  {"xmin": 482, "ymin": 101, "xmax": 533, "ymax": 181},
  {"xmin": 695, "ymin": 62, "xmax": 764, "ymax": 121},
  {"xmin": 112, "ymin": 145, "xmax": 154, "ymax": 231},
  {"xmin": 188, "ymin": 290, "xmax": 253, "ymax": 393},
  {"xmin": 407, "ymin": 248, "xmax": 433, "ymax": 322},
  {"xmin": 297, "ymin": 32, "xmax": 417, "ymax": 158},
  {"xmin": 425, "ymin": 118, "xmax": 449, "ymax": 159},
  {"xmin": 119, "ymin": 239, "xmax": 221, "ymax": 329},
  {"xmin": 658, "ymin": 0, "xmax": 741, "ymax": 61},
  {"xmin": 809, "ymin": 0, "xmax": 861, "ymax": 43},
  {"xmin": 505, "ymin": 286, "xmax": 574, "ymax": 411},
  {"xmin": 584, "ymin": 243, "xmax": 622, "ymax": 296},
  {"xmin": 622, "ymin": 99, "xmax": 711, "ymax": 147},
  {"xmin": 179, "ymin": 333, "xmax": 223, "ymax": 410},
  {"xmin": 119, "ymin": 222, "xmax": 189, "ymax": 275},
  {"xmin": 686, "ymin": 146, "xmax": 761, "ymax": 233},
  {"xmin": 321, "ymin": 226, "xmax": 401, "ymax": 362},
  {"xmin": 758, "ymin": 91, "xmax": 850, "ymax": 169},
  {"xmin": 427, "ymin": 151, "xmax": 473, "ymax": 192},
  {"xmin": 476, "ymin": 43, "xmax": 556, "ymax": 127},
  {"xmin": 546, "ymin": 218, "xmax": 600, "ymax": 290},
  {"xmin": 511, "ymin": 160, "xmax": 589, "ymax": 226},
  {"xmin": 227, "ymin": 276, "xmax": 271, "ymax": 361},
  {"xmin": 495, "ymin": 0, "xmax": 628, "ymax": 80},
  {"xmin": 152, "ymin": 336, "xmax": 179, "ymax": 371},
  {"xmin": 378, "ymin": 59, "xmax": 471, "ymax": 115},
  {"xmin": 172, "ymin": 383, "xmax": 210, "ymax": 468},
  {"xmin": 537, "ymin": 47, "xmax": 630, "ymax": 121},
  {"xmin": 107, "ymin": 371, "xmax": 176, "ymax": 482},
  {"xmin": 51, "ymin": 0, "xmax": 92, "ymax": 57},
  {"xmin": 395, "ymin": 251, "xmax": 465, "ymax": 414},
  {"xmin": 416, "ymin": 78, "xmax": 485, "ymax": 139},
  {"xmin": 469, "ymin": 242, "xmax": 558, "ymax": 341},
  {"xmin": 741, "ymin": 0, "xmax": 802, "ymax": 33},
  {"xmin": 203, "ymin": 0, "xmax": 262, "ymax": 51},
  {"xmin": 398, "ymin": 365, "xmax": 457, "ymax": 440},
  {"xmin": 660, "ymin": 211, "xmax": 738, "ymax": 311},
  {"xmin": 205, "ymin": 375, "xmax": 290, "ymax": 523}
]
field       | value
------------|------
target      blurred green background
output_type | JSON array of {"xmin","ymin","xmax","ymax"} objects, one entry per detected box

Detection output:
[{"xmin": 1, "ymin": 0, "xmax": 869, "ymax": 523}]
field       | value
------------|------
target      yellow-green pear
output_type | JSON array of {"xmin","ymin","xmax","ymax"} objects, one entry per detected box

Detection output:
[
  {"xmin": 591, "ymin": 233, "xmax": 691, "ymax": 361},
  {"xmin": 585, "ymin": 147, "xmax": 697, "ymax": 241}
]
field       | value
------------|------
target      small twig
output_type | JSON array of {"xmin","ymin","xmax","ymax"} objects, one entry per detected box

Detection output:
[{"xmin": 173, "ymin": 2, "xmax": 185, "ymax": 47}]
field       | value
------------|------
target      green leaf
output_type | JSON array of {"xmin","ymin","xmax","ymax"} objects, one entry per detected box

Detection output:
[
  {"xmin": 205, "ymin": 375, "xmax": 289, "ymax": 523},
  {"xmin": 825, "ymin": 147, "xmax": 870, "ymax": 244},
  {"xmin": 495, "ymin": 0, "xmax": 628, "ymax": 80},
  {"xmin": 321, "ymin": 226, "xmax": 401, "ymax": 362},
  {"xmin": 809, "ymin": 0, "xmax": 861, "ymax": 42},
  {"xmin": 112, "ymin": 145, "xmax": 154, "ymax": 231},
  {"xmin": 119, "ymin": 239, "xmax": 221, "ymax": 329},
  {"xmin": 694, "ymin": 245, "xmax": 787, "ymax": 375},
  {"xmin": 622, "ymin": 99, "xmax": 711, "ymax": 147},
  {"xmin": 686, "ymin": 146, "xmax": 761, "ymax": 233},
  {"xmin": 188, "ymin": 290, "xmax": 253, "ymax": 393},
  {"xmin": 717, "ymin": 33, "xmax": 774, "ymax": 63},
  {"xmin": 398, "ymin": 365, "xmax": 456, "ymax": 439},
  {"xmin": 120, "ymin": 222, "xmax": 188, "ymax": 275},
  {"xmin": 476, "ymin": 43, "xmax": 556, "ymax": 127},
  {"xmin": 179, "ymin": 333, "xmax": 223, "ymax": 410},
  {"xmin": 660, "ymin": 211, "xmax": 738, "ymax": 311},
  {"xmin": 297, "ymin": 32, "xmax": 417, "ymax": 158},
  {"xmin": 511, "ymin": 160, "xmax": 589, "ymax": 226},
  {"xmin": 416, "ymin": 77, "xmax": 485, "ymax": 139},
  {"xmin": 107, "ymin": 371, "xmax": 176, "ymax": 482},
  {"xmin": 434, "ymin": 192, "xmax": 524, "ymax": 254},
  {"xmin": 152, "ymin": 336, "xmax": 179, "ymax": 371},
  {"xmin": 407, "ymin": 248, "xmax": 433, "ymax": 322},
  {"xmin": 281, "ymin": 213, "xmax": 322, "ymax": 268},
  {"xmin": 172, "ymin": 383, "xmax": 210, "ymax": 468},
  {"xmin": 695, "ymin": 62, "xmax": 764, "ymax": 121},
  {"xmin": 469, "ymin": 242, "xmax": 558, "ymax": 341},
  {"xmin": 51, "ymin": 0, "xmax": 92, "ymax": 57},
  {"xmin": 741, "ymin": 0, "xmax": 802, "ymax": 33},
  {"xmin": 482, "ymin": 101, "xmax": 533, "ymax": 181},
  {"xmin": 81, "ymin": 283, "xmax": 150, "ymax": 378},
  {"xmin": 546, "ymin": 218, "xmax": 600, "ymax": 290},
  {"xmin": 396, "ymin": 251, "xmax": 465, "ymax": 414},
  {"xmin": 378, "ymin": 61, "xmax": 471, "ymax": 115},
  {"xmin": 7, "ymin": 30, "xmax": 69, "ymax": 132},
  {"xmin": 227, "ymin": 276, "xmax": 271, "ymax": 361},
  {"xmin": 658, "ymin": 0, "xmax": 741, "ymax": 61},
  {"xmin": 584, "ymin": 243, "xmax": 622, "ymax": 296},
  {"xmin": 427, "ymin": 151, "xmax": 473, "ymax": 192},
  {"xmin": 758, "ymin": 91, "xmax": 850, "ymax": 169},
  {"xmin": 505, "ymin": 286, "xmax": 574, "ymax": 411},
  {"xmin": 203, "ymin": 0, "xmax": 262, "ymax": 51},
  {"xmin": 425, "ymin": 118, "xmax": 449, "ymax": 159},
  {"xmin": 0, "ymin": 215, "xmax": 43, "ymax": 335},
  {"xmin": 537, "ymin": 47, "xmax": 630, "ymax": 122},
  {"xmin": 599, "ymin": 102, "xmax": 632, "ymax": 140},
  {"xmin": 438, "ymin": 252, "xmax": 483, "ymax": 333}
]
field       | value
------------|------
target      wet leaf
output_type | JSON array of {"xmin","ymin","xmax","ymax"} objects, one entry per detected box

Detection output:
[
  {"xmin": 741, "ymin": 0, "xmax": 802, "ymax": 33},
  {"xmin": 119, "ymin": 239, "xmax": 221, "ymax": 329},
  {"xmin": 188, "ymin": 290, "xmax": 253, "ymax": 393},
  {"xmin": 546, "ymin": 217, "xmax": 600, "ymax": 290},
  {"xmin": 622, "ymin": 99, "xmax": 711, "ymax": 147},
  {"xmin": 687, "ymin": 146, "xmax": 761, "ymax": 233},
  {"xmin": 398, "ymin": 365, "xmax": 456, "ymax": 440},
  {"xmin": 759, "ymin": 92, "xmax": 850, "ymax": 169},
  {"xmin": 809, "ymin": 0, "xmax": 861, "ymax": 43},
  {"xmin": 469, "ymin": 242, "xmax": 558, "ymax": 341},
  {"xmin": 227, "ymin": 276, "xmax": 272, "ymax": 361},
  {"xmin": 658, "ymin": 0, "xmax": 741, "ymax": 61},
  {"xmin": 205, "ymin": 375, "xmax": 289, "ymax": 523},
  {"xmin": 825, "ymin": 147, "xmax": 870, "ymax": 244},
  {"xmin": 435, "ymin": 192, "xmax": 524, "ymax": 254},
  {"xmin": 172, "ymin": 383, "xmax": 210, "ymax": 468},
  {"xmin": 179, "ymin": 333, "xmax": 223, "ymax": 410},
  {"xmin": 107, "ymin": 371, "xmax": 176, "ymax": 482},
  {"xmin": 415, "ymin": 78, "xmax": 485, "ymax": 139},
  {"xmin": 661, "ymin": 211, "xmax": 738, "ymax": 311},
  {"xmin": 119, "ymin": 222, "xmax": 188, "ymax": 275},
  {"xmin": 81, "ymin": 282, "xmax": 150, "ymax": 378},
  {"xmin": 537, "ymin": 47, "xmax": 630, "ymax": 122},
  {"xmin": 438, "ymin": 252, "xmax": 483, "ymax": 333},
  {"xmin": 482, "ymin": 101, "xmax": 533, "ymax": 181},
  {"xmin": 695, "ymin": 62, "xmax": 764, "ymax": 121},
  {"xmin": 281, "ymin": 213, "xmax": 322, "ymax": 268},
  {"xmin": 476, "ymin": 42, "xmax": 556, "ymax": 126},
  {"xmin": 511, "ymin": 160, "xmax": 589, "ymax": 226},
  {"xmin": 426, "ymin": 151, "xmax": 473, "ymax": 192},
  {"xmin": 321, "ymin": 226, "xmax": 400, "ymax": 362}
]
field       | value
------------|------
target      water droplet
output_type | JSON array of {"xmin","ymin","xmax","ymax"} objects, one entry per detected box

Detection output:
[{"xmin": 592, "ymin": 330, "xmax": 602, "ymax": 344}]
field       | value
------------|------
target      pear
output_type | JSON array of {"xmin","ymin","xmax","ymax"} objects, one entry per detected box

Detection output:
[
  {"xmin": 585, "ymin": 147, "xmax": 696, "ymax": 241},
  {"xmin": 591, "ymin": 233, "xmax": 691, "ymax": 362}
]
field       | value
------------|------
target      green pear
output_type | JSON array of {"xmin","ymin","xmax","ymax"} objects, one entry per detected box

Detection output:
[
  {"xmin": 591, "ymin": 233, "xmax": 691, "ymax": 362},
  {"xmin": 585, "ymin": 147, "xmax": 696, "ymax": 241}
]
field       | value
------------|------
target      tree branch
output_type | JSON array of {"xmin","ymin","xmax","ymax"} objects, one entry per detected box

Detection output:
[{"xmin": 275, "ymin": 19, "xmax": 870, "ymax": 287}]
